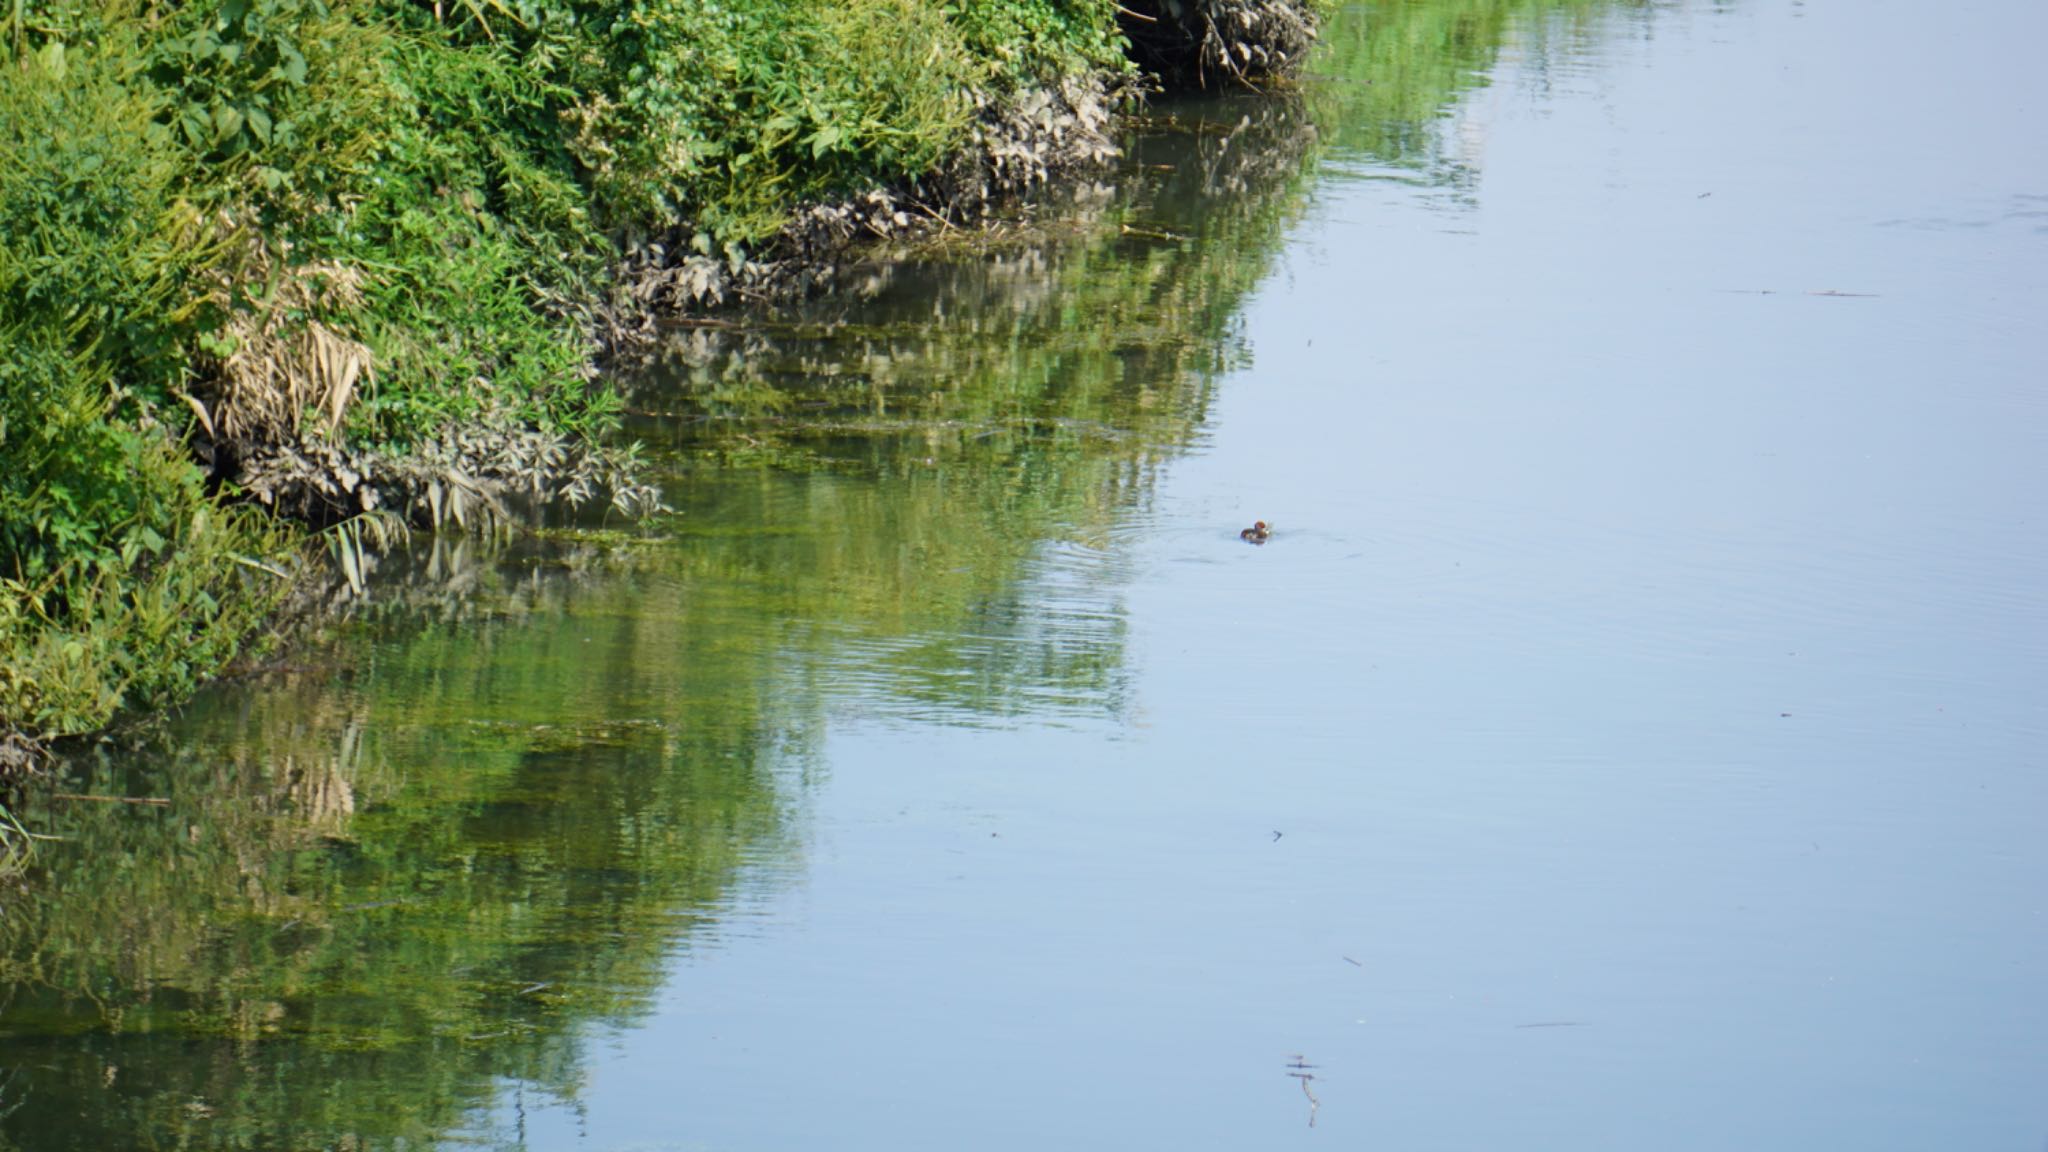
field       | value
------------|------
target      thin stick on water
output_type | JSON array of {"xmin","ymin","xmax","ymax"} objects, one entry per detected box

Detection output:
[{"xmin": 1285, "ymin": 1055, "xmax": 1320, "ymax": 1128}]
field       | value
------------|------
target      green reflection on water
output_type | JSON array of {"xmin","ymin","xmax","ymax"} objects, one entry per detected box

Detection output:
[
  {"xmin": 1308, "ymin": 0, "xmax": 1656, "ymax": 188},
  {"xmin": 0, "ymin": 588, "xmax": 798, "ymax": 1147},
  {"xmin": 0, "ymin": 3, "xmax": 1646, "ymax": 1146}
]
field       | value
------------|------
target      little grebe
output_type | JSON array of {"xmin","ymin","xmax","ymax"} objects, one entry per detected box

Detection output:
[{"xmin": 1240, "ymin": 520, "xmax": 1271, "ymax": 544}]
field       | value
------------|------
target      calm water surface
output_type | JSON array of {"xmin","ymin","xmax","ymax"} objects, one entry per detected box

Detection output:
[{"xmin": 6, "ymin": 1, "xmax": 2046, "ymax": 1148}]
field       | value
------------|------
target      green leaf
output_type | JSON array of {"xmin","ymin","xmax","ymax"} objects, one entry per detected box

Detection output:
[
  {"xmin": 181, "ymin": 106, "xmax": 213, "ymax": 149},
  {"xmin": 214, "ymin": 104, "xmax": 245, "ymax": 143}
]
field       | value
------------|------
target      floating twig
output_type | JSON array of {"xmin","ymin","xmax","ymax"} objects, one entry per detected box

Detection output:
[
  {"xmin": 1285, "ymin": 1055, "xmax": 1321, "ymax": 1127},
  {"xmin": 51, "ymin": 793, "xmax": 170, "ymax": 806},
  {"xmin": 1119, "ymin": 224, "xmax": 1190, "ymax": 242}
]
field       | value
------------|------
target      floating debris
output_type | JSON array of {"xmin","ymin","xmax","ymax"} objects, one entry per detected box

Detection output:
[{"xmin": 1284, "ymin": 1054, "xmax": 1320, "ymax": 1127}]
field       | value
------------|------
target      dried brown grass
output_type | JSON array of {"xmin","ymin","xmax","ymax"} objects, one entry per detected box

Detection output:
[{"xmin": 183, "ymin": 219, "xmax": 374, "ymax": 447}]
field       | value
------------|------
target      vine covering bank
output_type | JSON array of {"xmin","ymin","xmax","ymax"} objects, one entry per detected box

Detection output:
[{"xmin": 0, "ymin": 0, "xmax": 1323, "ymax": 770}]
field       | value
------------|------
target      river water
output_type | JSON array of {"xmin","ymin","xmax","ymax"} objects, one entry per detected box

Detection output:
[{"xmin": 5, "ymin": 1, "xmax": 2046, "ymax": 1148}]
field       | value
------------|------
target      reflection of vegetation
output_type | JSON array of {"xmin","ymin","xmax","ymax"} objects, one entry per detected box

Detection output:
[
  {"xmin": 633, "ymin": 94, "xmax": 1324, "ymax": 457},
  {"xmin": 0, "ymin": 570, "xmax": 802, "ymax": 1149},
  {"xmin": 622, "ymin": 94, "xmax": 1326, "ymax": 721},
  {"xmin": 1305, "ymin": 0, "xmax": 1652, "ymax": 186}
]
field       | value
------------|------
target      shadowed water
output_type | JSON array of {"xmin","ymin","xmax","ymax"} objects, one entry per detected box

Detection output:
[{"xmin": 5, "ymin": 1, "xmax": 2046, "ymax": 1149}]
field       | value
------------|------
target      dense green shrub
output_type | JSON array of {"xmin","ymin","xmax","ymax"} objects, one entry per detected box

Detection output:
[
  {"xmin": 399, "ymin": 0, "xmax": 1130, "ymax": 251},
  {"xmin": 0, "ymin": 30, "xmax": 288, "ymax": 739},
  {"xmin": 0, "ymin": 36, "xmax": 216, "ymax": 588},
  {"xmin": 0, "ymin": 333, "xmax": 291, "ymax": 738},
  {"xmin": 143, "ymin": 0, "xmax": 391, "ymax": 210},
  {"xmin": 0, "ymin": 34, "xmax": 202, "ymax": 409}
]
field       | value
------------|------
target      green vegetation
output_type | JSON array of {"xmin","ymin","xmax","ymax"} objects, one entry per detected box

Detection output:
[
  {"xmin": 1, "ymin": 0, "xmax": 1312, "ymax": 753},
  {"xmin": 0, "ymin": 34, "xmax": 294, "ymax": 747}
]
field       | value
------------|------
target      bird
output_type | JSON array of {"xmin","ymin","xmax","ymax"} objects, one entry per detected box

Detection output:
[{"xmin": 1240, "ymin": 520, "xmax": 1271, "ymax": 544}]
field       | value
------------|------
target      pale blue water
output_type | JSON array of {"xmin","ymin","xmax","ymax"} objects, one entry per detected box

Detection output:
[{"xmin": 486, "ymin": 2, "xmax": 2048, "ymax": 1147}]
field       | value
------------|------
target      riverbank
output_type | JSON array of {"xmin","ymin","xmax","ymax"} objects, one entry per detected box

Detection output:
[{"xmin": 0, "ymin": 2, "xmax": 1325, "ymax": 802}]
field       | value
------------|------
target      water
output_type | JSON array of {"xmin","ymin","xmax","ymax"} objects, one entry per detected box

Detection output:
[{"xmin": 6, "ymin": 1, "xmax": 2046, "ymax": 1148}]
